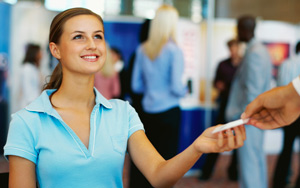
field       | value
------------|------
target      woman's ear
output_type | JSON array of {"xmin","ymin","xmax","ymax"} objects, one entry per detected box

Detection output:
[{"xmin": 49, "ymin": 42, "xmax": 61, "ymax": 59}]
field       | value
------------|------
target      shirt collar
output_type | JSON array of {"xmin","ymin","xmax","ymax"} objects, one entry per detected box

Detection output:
[
  {"xmin": 94, "ymin": 87, "xmax": 112, "ymax": 108},
  {"xmin": 25, "ymin": 88, "xmax": 112, "ymax": 115}
]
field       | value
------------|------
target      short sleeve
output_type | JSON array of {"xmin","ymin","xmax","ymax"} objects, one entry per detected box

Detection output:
[
  {"xmin": 4, "ymin": 113, "xmax": 38, "ymax": 164},
  {"xmin": 127, "ymin": 102, "xmax": 144, "ymax": 138}
]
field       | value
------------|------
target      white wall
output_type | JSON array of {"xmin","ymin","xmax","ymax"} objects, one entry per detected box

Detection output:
[
  {"xmin": 177, "ymin": 18, "xmax": 202, "ymax": 101},
  {"xmin": 9, "ymin": 1, "xmax": 57, "ymax": 113}
]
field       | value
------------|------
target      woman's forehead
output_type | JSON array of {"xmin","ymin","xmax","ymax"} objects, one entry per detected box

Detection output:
[{"xmin": 63, "ymin": 15, "xmax": 103, "ymax": 33}]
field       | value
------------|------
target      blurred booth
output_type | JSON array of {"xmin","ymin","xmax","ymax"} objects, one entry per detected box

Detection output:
[
  {"xmin": 103, "ymin": 17, "xmax": 144, "ymax": 68},
  {"xmin": 179, "ymin": 102, "xmax": 218, "ymax": 172}
]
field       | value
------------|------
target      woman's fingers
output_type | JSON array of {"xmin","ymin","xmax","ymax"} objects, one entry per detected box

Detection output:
[
  {"xmin": 240, "ymin": 125, "xmax": 246, "ymax": 141},
  {"xmin": 234, "ymin": 126, "xmax": 244, "ymax": 147},
  {"xmin": 217, "ymin": 125, "xmax": 246, "ymax": 152},
  {"xmin": 226, "ymin": 129, "xmax": 235, "ymax": 149},
  {"xmin": 209, "ymin": 124, "xmax": 246, "ymax": 153},
  {"xmin": 217, "ymin": 131, "xmax": 224, "ymax": 148}
]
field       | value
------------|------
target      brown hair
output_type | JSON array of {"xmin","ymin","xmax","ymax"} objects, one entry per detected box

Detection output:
[
  {"xmin": 44, "ymin": 7, "xmax": 104, "ymax": 90},
  {"xmin": 23, "ymin": 43, "xmax": 41, "ymax": 66},
  {"xmin": 227, "ymin": 39, "xmax": 239, "ymax": 48}
]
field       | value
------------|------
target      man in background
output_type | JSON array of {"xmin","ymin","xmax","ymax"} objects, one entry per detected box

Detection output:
[
  {"xmin": 226, "ymin": 15, "xmax": 272, "ymax": 188},
  {"xmin": 200, "ymin": 39, "xmax": 241, "ymax": 181}
]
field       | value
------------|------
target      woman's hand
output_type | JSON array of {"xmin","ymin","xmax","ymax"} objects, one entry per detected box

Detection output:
[{"xmin": 193, "ymin": 125, "xmax": 246, "ymax": 154}]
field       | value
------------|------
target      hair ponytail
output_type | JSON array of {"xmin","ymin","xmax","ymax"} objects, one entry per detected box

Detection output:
[{"xmin": 43, "ymin": 63, "xmax": 62, "ymax": 90}]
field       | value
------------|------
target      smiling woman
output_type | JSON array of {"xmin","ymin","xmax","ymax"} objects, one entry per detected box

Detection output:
[
  {"xmin": 49, "ymin": 14, "xmax": 106, "ymax": 78},
  {"xmin": 4, "ymin": 7, "xmax": 246, "ymax": 188}
]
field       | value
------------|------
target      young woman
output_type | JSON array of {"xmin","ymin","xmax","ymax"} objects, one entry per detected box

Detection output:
[{"xmin": 5, "ymin": 7, "xmax": 246, "ymax": 188}]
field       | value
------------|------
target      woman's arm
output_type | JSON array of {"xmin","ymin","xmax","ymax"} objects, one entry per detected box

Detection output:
[
  {"xmin": 128, "ymin": 125, "xmax": 245, "ymax": 188},
  {"xmin": 9, "ymin": 155, "xmax": 36, "ymax": 188}
]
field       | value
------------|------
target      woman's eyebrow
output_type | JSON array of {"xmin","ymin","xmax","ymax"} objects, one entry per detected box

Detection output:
[
  {"xmin": 94, "ymin": 30, "xmax": 104, "ymax": 33},
  {"xmin": 71, "ymin": 30, "xmax": 103, "ymax": 34},
  {"xmin": 71, "ymin": 31, "xmax": 84, "ymax": 34}
]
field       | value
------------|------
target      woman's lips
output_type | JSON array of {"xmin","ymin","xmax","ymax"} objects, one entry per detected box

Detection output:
[{"xmin": 81, "ymin": 55, "xmax": 99, "ymax": 62}]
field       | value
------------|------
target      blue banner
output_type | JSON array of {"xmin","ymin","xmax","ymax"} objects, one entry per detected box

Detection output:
[
  {"xmin": 103, "ymin": 21, "xmax": 141, "ymax": 69},
  {"xmin": 0, "ymin": 2, "xmax": 11, "ymax": 154}
]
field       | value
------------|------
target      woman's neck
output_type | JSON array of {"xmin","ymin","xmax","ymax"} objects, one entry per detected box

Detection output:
[{"xmin": 51, "ymin": 75, "xmax": 96, "ymax": 109}]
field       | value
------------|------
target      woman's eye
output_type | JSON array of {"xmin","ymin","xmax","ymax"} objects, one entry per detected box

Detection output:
[
  {"xmin": 94, "ymin": 35, "xmax": 103, "ymax": 39},
  {"xmin": 73, "ymin": 35, "xmax": 83, "ymax": 40}
]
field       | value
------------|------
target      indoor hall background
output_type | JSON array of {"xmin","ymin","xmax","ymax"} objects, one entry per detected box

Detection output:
[{"xmin": 1, "ymin": 0, "xmax": 300, "ymax": 187}]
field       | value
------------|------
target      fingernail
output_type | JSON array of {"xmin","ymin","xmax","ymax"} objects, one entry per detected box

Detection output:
[{"xmin": 241, "ymin": 112, "xmax": 246, "ymax": 119}]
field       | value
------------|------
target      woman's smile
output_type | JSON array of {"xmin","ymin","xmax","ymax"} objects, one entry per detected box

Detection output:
[{"xmin": 80, "ymin": 54, "xmax": 99, "ymax": 62}]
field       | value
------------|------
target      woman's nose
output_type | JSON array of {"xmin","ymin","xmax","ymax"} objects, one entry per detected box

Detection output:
[{"xmin": 86, "ymin": 38, "xmax": 96, "ymax": 50}]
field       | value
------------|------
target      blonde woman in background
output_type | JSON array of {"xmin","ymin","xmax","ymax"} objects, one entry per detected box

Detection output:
[
  {"xmin": 94, "ymin": 44, "xmax": 120, "ymax": 99},
  {"xmin": 131, "ymin": 5, "xmax": 187, "ymax": 187}
]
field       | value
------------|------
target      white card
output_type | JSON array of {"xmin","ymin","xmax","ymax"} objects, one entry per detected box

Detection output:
[{"xmin": 212, "ymin": 118, "xmax": 249, "ymax": 134}]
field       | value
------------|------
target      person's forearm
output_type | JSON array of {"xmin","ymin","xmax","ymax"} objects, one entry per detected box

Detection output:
[
  {"xmin": 150, "ymin": 142, "xmax": 202, "ymax": 188},
  {"xmin": 286, "ymin": 81, "xmax": 300, "ymax": 108}
]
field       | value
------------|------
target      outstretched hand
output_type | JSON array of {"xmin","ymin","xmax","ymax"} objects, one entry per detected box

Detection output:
[
  {"xmin": 242, "ymin": 83, "xmax": 300, "ymax": 130},
  {"xmin": 193, "ymin": 125, "xmax": 246, "ymax": 154}
]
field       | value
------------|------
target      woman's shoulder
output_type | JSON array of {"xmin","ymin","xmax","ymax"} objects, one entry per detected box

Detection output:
[
  {"xmin": 108, "ymin": 99, "xmax": 139, "ymax": 114},
  {"xmin": 14, "ymin": 105, "xmax": 43, "ymax": 119},
  {"xmin": 107, "ymin": 98, "xmax": 131, "ymax": 109},
  {"xmin": 9, "ymin": 108, "xmax": 41, "ymax": 132},
  {"xmin": 164, "ymin": 41, "xmax": 181, "ymax": 53},
  {"xmin": 136, "ymin": 44, "xmax": 145, "ymax": 53},
  {"xmin": 13, "ymin": 90, "xmax": 53, "ymax": 123}
]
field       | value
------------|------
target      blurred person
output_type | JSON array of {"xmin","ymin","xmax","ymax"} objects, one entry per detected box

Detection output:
[
  {"xmin": 110, "ymin": 46, "xmax": 128, "ymax": 101},
  {"xmin": 18, "ymin": 43, "xmax": 43, "ymax": 110},
  {"xmin": 111, "ymin": 47, "xmax": 124, "ymax": 73},
  {"xmin": 226, "ymin": 15, "xmax": 272, "ymax": 188},
  {"xmin": 4, "ymin": 7, "xmax": 246, "ymax": 188},
  {"xmin": 94, "ymin": 44, "xmax": 121, "ymax": 99},
  {"xmin": 131, "ymin": 4, "xmax": 187, "ymax": 187},
  {"xmin": 271, "ymin": 41, "xmax": 300, "ymax": 188},
  {"xmin": 128, "ymin": 19, "xmax": 151, "ymax": 188},
  {"xmin": 200, "ymin": 39, "xmax": 241, "ymax": 181}
]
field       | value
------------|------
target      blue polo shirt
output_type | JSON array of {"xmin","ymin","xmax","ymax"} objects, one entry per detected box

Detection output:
[{"xmin": 4, "ymin": 89, "xmax": 144, "ymax": 188}]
